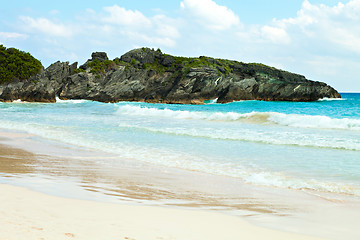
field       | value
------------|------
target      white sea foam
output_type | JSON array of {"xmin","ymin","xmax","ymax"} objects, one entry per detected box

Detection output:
[
  {"xmin": 11, "ymin": 99, "xmax": 33, "ymax": 103},
  {"xmin": 117, "ymin": 104, "xmax": 204, "ymax": 119},
  {"xmin": 117, "ymin": 105, "xmax": 264, "ymax": 121},
  {"xmin": 268, "ymin": 112, "xmax": 360, "ymax": 131},
  {"xmin": 317, "ymin": 97, "xmax": 346, "ymax": 101},
  {"xmin": 55, "ymin": 97, "xmax": 87, "ymax": 104},
  {"xmin": 204, "ymin": 98, "xmax": 218, "ymax": 104},
  {"xmin": 116, "ymin": 105, "xmax": 360, "ymax": 131},
  {"xmin": 118, "ymin": 123, "xmax": 360, "ymax": 151}
]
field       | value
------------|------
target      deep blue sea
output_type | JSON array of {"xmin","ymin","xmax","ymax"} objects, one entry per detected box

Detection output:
[{"xmin": 1, "ymin": 93, "xmax": 359, "ymax": 198}]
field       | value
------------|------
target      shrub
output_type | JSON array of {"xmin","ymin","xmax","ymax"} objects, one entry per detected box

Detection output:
[
  {"xmin": 130, "ymin": 58, "xmax": 138, "ymax": 65},
  {"xmin": 0, "ymin": 45, "xmax": 43, "ymax": 84},
  {"xmin": 74, "ymin": 68, "xmax": 85, "ymax": 74}
]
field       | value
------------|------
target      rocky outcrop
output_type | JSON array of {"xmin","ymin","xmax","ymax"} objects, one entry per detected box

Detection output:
[
  {"xmin": 0, "ymin": 61, "xmax": 77, "ymax": 102},
  {"xmin": 79, "ymin": 52, "xmax": 109, "ymax": 70},
  {"xmin": 0, "ymin": 48, "xmax": 341, "ymax": 103}
]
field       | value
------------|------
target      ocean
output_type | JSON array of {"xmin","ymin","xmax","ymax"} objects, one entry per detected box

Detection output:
[{"xmin": 0, "ymin": 93, "xmax": 360, "ymax": 200}]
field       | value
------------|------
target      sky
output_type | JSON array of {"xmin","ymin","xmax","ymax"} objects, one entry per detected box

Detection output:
[{"xmin": 0, "ymin": 0, "xmax": 359, "ymax": 92}]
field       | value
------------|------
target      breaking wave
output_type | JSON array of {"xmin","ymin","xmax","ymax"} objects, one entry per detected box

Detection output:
[
  {"xmin": 317, "ymin": 97, "xmax": 346, "ymax": 101},
  {"xmin": 56, "ymin": 97, "xmax": 87, "ymax": 104},
  {"xmin": 116, "ymin": 104, "xmax": 360, "ymax": 131}
]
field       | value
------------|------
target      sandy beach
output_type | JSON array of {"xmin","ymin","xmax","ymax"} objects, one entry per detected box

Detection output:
[
  {"xmin": 0, "ymin": 183, "xmax": 325, "ymax": 240},
  {"xmin": 0, "ymin": 130, "xmax": 359, "ymax": 239}
]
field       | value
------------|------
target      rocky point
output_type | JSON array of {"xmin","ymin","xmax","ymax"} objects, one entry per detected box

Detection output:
[{"xmin": 0, "ymin": 47, "xmax": 341, "ymax": 104}]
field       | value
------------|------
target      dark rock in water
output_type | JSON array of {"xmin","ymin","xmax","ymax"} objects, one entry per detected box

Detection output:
[{"xmin": 0, "ymin": 47, "xmax": 341, "ymax": 104}]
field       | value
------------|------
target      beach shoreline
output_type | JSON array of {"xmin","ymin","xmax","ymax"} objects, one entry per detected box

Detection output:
[
  {"xmin": 0, "ymin": 129, "xmax": 359, "ymax": 239},
  {"xmin": 0, "ymin": 183, "xmax": 325, "ymax": 240}
]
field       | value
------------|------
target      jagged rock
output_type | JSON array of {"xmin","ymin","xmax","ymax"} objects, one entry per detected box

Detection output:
[
  {"xmin": 161, "ymin": 55, "xmax": 175, "ymax": 67},
  {"xmin": 79, "ymin": 52, "xmax": 108, "ymax": 70},
  {"xmin": 91, "ymin": 52, "xmax": 108, "ymax": 62},
  {"xmin": 120, "ymin": 47, "xmax": 162, "ymax": 65},
  {"xmin": 0, "ymin": 61, "xmax": 77, "ymax": 102},
  {"xmin": 0, "ymin": 48, "xmax": 341, "ymax": 104}
]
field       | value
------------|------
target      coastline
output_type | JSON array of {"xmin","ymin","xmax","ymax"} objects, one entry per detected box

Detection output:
[{"xmin": 0, "ymin": 129, "xmax": 359, "ymax": 239}]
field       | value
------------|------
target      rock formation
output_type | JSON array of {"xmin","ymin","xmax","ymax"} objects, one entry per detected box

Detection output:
[{"xmin": 0, "ymin": 48, "xmax": 341, "ymax": 104}]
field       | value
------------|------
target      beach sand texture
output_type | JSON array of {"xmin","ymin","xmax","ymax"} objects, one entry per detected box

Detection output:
[{"xmin": 0, "ymin": 183, "xmax": 324, "ymax": 240}]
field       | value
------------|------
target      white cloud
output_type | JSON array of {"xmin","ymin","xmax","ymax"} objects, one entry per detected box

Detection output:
[
  {"xmin": 230, "ymin": 0, "xmax": 360, "ymax": 91},
  {"xmin": 273, "ymin": 0, "xmax": 360, "ymax": 53},
  {"xmin": 180, "ymin": 0, "xmax": 240, "ymax": 30},
  {"xmin": 0, "ymin": 32, "xmax": 27, "ymax": 40},
  {"xmin": 19, "ymin": 16, "xmax": 73, "ymax": 37},
  {"xmin": 345, "ymin": 0, "xmax": 360, "ymax": 19},
  {"xmin": 152, "ymin": 15, "xmax": 180, "ymax": 39},
  {"xmin": 96, "ymin": 6, "xmax": 180, "ymax": 48},
  {"xmin": 15, "ymin": 4, "xmax": 180, "ymax": 52},
  {"xmin": 260, "ymin": 26, "xmax": 291, "ymax": 44},
  {"xmin": 49, "ymin": 10, "xmax": 60, "ymax": 15},
  {"xmin": 102, "ymin": 5, "xmax": 151, "ymax": 27},
  {"xmin": 0, "ymin": 32, "xmax": 27, "ymax": 45},
  {"xmin": 127, "ymin": 32, "xmax": 177, "ymax": 47}
]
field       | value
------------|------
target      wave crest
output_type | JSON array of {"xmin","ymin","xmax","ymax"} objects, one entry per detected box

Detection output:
[
  {"xmin": 56, "ymin": 97, "xmax": 87, "ymax": 104},
  {"xmin": 317, "ymin": 97, "xmax": 346, "ymax": 101},
  {"xmin": 116, "ymin": 104, "xmax": 360, "ymax": 131}
]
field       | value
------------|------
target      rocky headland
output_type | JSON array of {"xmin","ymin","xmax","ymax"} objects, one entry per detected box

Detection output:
[{"xmin": 0, "ymin": 47, "xmax": 341, "ymax": 104}]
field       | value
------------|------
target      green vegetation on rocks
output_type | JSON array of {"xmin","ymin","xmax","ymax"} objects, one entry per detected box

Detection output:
[
  {"xmin": 88, "ymin": 59, "xmax": 116, "ymax": 74},
  {"xmin": 0, "ymin": 45, "xmax": 43, "ymax": 84},
  {"xmin": 76, "ymin": 53, "xmax": 130, "ymax": 75},
  {"xmin": 81, "ymin": 48, "xmax": 286, "ymax": 80},
  {"xmin": 117, "ymin": 48, "xmax": 296, "ymax": 81}
]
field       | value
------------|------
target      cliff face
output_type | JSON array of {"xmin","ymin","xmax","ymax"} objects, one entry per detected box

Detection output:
[{"xmin": 0, "ymin": 48, "xmax": 341, "ymax": 103}]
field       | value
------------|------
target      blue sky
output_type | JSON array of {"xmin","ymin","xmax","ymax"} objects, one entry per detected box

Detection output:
[{"xmin": 1, "ymin": 0, "xmax": 359, "ymax": 92}]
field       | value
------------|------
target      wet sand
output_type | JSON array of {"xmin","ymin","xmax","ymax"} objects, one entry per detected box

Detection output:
[{"xmin": 0, "ymin": 130, "xmax": 360, "ymax": 239}]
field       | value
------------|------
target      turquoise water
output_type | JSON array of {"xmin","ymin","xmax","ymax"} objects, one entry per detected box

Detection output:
[{"xmin": 1, "ymin": 93, "xmax": 360, "ymax": 197}]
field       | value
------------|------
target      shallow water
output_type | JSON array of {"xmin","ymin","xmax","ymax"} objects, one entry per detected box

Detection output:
[{"xmin": 1, "ymin": 93, "xmax": 359, "ymax": 199}]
